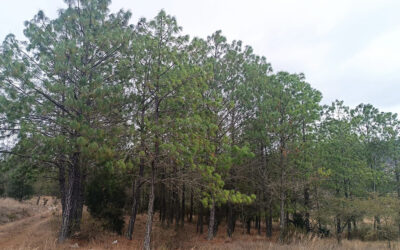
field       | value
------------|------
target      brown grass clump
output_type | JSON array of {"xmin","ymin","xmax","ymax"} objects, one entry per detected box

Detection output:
[
  {"xmin": 0, "ymin": 196, "xmax": 57, "ymax": 225},
  {"xmin": 0, "ymin": 198, "xmax": 33, "ymax": 225}
]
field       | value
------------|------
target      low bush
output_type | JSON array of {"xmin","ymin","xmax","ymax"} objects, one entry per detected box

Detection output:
[{"xmin": 85, "ymin": 170, "xmax": 126, "ymax": 234}]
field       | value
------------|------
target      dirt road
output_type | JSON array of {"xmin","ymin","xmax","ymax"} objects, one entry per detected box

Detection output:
[{"xmin": 0, "ymin": 197, "xmax": 59, "ymax": 250}]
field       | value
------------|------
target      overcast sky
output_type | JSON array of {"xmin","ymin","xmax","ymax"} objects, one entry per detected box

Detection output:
[{"xmin": 1, "ymin": 0, "xmax": 399, "ymax": 114}]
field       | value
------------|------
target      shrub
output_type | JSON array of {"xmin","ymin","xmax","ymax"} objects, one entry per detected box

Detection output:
[
  {"xmin": 6, "ymin": 170, "xmax": 34, "ymax": 201},
  {"xmin": 85, "ymin": 170, "xmax": 126, "ymax": 234},
  {"xmin": 352, "ymin": 223, "xmax": 398, "ymax": 241}
]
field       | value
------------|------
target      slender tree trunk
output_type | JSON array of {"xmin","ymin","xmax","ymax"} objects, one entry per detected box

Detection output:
[
  {"xmin": 255, "ymin": 215, "xmax": 259, "ymax": 231},
  {"xmin": 232, "ymin": 210, "xmax": 236, "ymax": 233},
  {"xmin": 159, "ymin": 167, "xmax": 166, "ymax": 226},
  {"xmin": 127, "ymin": 166, "xmax": 143, "ymax": 239},
  {"xmin": 58, "ymin": 164, "xmax": 66, "ymax": 213},
  {"xmin": 128, "ymin": 105, "xmax": 146, "ymax": 239},
  {"xmin": 265, "ymin": 207, "xmax": 272, "ymax": 237},
  {"xmin": 265, "ymin": 211, "xmax": 269, "ymax": 237},
  {"xmin": 189, "ymin": 189, "xmax": 193, "ymax": 222},
  {"xmin": 376, "ymin": 216, "xmax": 381, "ymax": 230},
  {"xmin": 246, "ymin": 217, "xmax": 251, "ymax": 234},
  {"xmin": 181, "ymin": 184, "xmax": 185, "ymax": 227},
  {"xmin": 336, "ymin": 217, "xmax": 342, "ymax": 244},
  {"xmin": 174, "ymin": 185, "xmax": 180, "ymax": 229},
  {"xmin": 127, "ymin": 180, "xmax": 137, "ymax": 239},
  {"xmin": 396, "ymin": 167, "xmax": 400, "ymax": 199},
  {"xmin": 143, "ymin": 165, "xmax": 155, "ymax": 250},
  {"xmin": 197, "ymin": 202, "xmax": 204, "ymax": 234},
  {"xmin": 304, "ymin": 186, "xmax": 310, "ymax": 232},
  {"xmin": 285, "ymin": 210, "xmax": 289, "ymax": 228},
  {"xmin": 207, "ymin": 200, "xmax": 216, "ymax": 240},
  {"xmin": 213, "ymin": 211, "xmax": 219, "ymax": 237},
  {"xmin": 347, "ymin": 219, "xmax": 351, "ymax": 240},
  {"xmin": 70, "ymin": 171, "xmax": 80, "ymax": 230},
  {"xmin": 143, "ymin": 89, "xmax": 160, "ymax": 249},
  {"xmin": 161, "ymin": 186, "xmax": 166, "ymax": 226},
  {"xmin": 268, "ymin": 205, "xmax": 273, "ymax": 237},
  {"xmin": 58, "ymin": 80, "xmax": 67, "ymax": 221},
  {"xmin": 395, "ymin": 162, "xmax": 400, "ymax": 237},
  {"xmin": 279, "ymin": 190, "xmax": 286, "ymax": 240},
  {"xmin": 227, "ymin": 203, "xmax": 234, "ymax": 237},
  {"xmin": 168, "ymin": 191, "xmax": 174, "ymax": 227},
  {"xmin": 279, "ymin": 139, "xmax": 286, "ymax": 241}
]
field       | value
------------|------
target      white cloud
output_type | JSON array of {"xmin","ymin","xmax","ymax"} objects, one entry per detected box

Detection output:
[{"xmin": 341, "ymin": 26, "xmax": 400, "ymax": 75}]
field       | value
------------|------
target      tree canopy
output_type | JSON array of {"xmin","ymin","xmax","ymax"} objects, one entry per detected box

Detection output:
[{"xmin": 1, "ymin": 1, "xmax": 400, "ymax": 249}]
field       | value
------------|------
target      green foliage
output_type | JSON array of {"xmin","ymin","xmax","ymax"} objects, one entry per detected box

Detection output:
[
  {"xmin": 1, "ymin": 0, "xmax": 400, "ymax": 244},
  {"xmin": 6, "ymin": 167, "xmax": 34, "ymax": 201},
  {"xmin": 85, "ymin": 170, "xmax": 126, "ymax": 234}
]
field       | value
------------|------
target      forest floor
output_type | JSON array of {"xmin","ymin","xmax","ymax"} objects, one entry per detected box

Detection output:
[{"xmin": 0, "ymin": 197, "xmax": 398, "ymax": 249}]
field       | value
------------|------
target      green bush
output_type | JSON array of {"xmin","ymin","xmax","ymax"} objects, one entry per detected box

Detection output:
[
  {"xmin": 377, "ymin": 225, "xmax": 398, "ymax": 241},
  {"xmin": 0, "ymin": 180, "xmax": 5, "ymax": 197},
  {"xmin": 6, "ymin": 169, "xmax": 34, "ymax": 201},
  {"xmin": 351, "ymin": 225, "xmax": 371, "ymax": 241},
  {"xmin": 352, "ymin": 224, "xmax": 398, "ymax": 241},
  {"xmin": 85, "ymin": 170, "xmax": 126, "ymax": 234}
]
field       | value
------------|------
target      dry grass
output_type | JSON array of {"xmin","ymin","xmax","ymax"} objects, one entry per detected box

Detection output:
[
  {"xmin": 0, "ymin": 197, "xmax": 399, "ymax": 249},
  {"xmin": 0, "ymin": 198, "xmax": 33, "ymax": 225},
  {"xmin": 0, "ymin": 196, "xmax": 57, "ymax": 225},
  {"xmin": 194, "ymin": 239, "xmax": 398, "ymax": 250}
]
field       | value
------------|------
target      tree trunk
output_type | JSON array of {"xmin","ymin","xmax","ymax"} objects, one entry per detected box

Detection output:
[
  {"xmin": 72, "ymin": 170, "xmax": 85, "ymax": 232},
  {"xmin": 197, "ymin": 202, "xmax": 204, "ymax": 234},
  {"xmin": 143, "ymin": 165, "xmax": 155, "ymax": 250},
  {"xmin": 269, "ymin": 207, "xmax": 273, "ymax": 237},
  {"xmin": 58, "ymin": 164, "xmax": 66, "ymax": 212},
  {"xmin": 375, "ymin": 216, "xmax": 381, "ymax": 230},
  {"xmin": 213, "ymin": 212, "xmax": 219, "ymax": 237},
  {"xmin": 347, "ymin": 219, "xmax": 351, "ymax": 240},
  {"xmin": 304, "ymin": 186, "xmax": 311, "ymax": 232},
  {"xmin": 160, "ymin": 186, "xmax": 166, "ymax": 226},
  {"xmin": 59, "ymin": 153, "xmax": 80, "ymax": 242},
  {"xmin": 189, "ymin": 189, "xmax": 193, "ymax": 223},
  {"xmin": 143, "ymin": 63, "xmax": 160, "ymax": 249},
  {"xmin": 279, "ymin": 192, "xmax": 286, "ymax": 240},
  {"xmin": 127, "ymin": 107, "xmax": 146, "ymax": 239},
  {"xmin": 181, "ymin": 184, "xmax": 185, "ymax": 227},
  {"xmin": 168, "ymin": 191, "xmax": 174, "ymax": 227},
  {"xmin": 160, "ymin": 168, "xmax": 166, "ymax": 226},
  {"xmin": 395, "ymin": 163, "xmax": 400, "ymax": 237},
  {"xmin": 227, "ymin": 203, "xmax": 234, "ymax": 237},
  {"xmin": 59, "ymin": 179, "xmax": 74, "ymax": 242},
  {"xmin": 246, "ymin": 217, "xmax": 251, "ymax": 234},
  {"xmin": 174, "ymin": 185, "xmax": 179, "ymax": 229},
  {"xmin": 207, "ymin": 200, "xmax": 216, "ymax": 240},
  {"xmin": 336, "ymin": 217, "xmax": 342, "ymax": 244},
  {"xmin": 127, "ymin": 164, "xmax": 143, "ymax": 240},
  {"xmin": 279, "ymin": 139, "xmax": 286, "ymax": 241},
  {"xmin": 127, "ymin": 180, "xmax": 138, "ymax": 239},
  {"xmin": 396, "ymin": 167, "xmax": 400, "ymax": 198}
]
